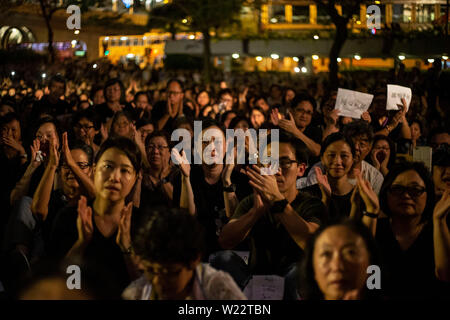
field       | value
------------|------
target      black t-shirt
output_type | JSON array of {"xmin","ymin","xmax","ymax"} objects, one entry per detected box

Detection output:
[
  {"xmin": 152, "ymin": 100, "xmax": 195, "ymax": 132},
  {"xmin": 94, "ymin": 103, "xmax": 135, "ymax": 124},
  {"xmin": 231, "ymin": 191, "xmax": 327, "ymax": 275},
  {"xmin": 49, "ymin": 202, "xmax": 143, "ymax": 296},
  {"xmin": 375, "ymin": 217, "xmax": 450, "ymax": 299},
  {"xmin": 302, "ymin": 184, "xmax": 353, "ymax": 224},
  {"xmin": 303, "ymin": 125, "xmax": 322, "ymax": 166},
  {"xmin": 30, "ymin": 95, "xmax": 70, "ymax": 120}
]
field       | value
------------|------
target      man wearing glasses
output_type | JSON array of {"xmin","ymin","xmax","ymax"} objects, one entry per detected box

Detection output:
[
  {"xmin": 213, "ymin": 133, "xmax": 327, "ymax": 299},
  {"xmin": 153, "ymin": 79, "xmax": 194, "ymax": 132}
]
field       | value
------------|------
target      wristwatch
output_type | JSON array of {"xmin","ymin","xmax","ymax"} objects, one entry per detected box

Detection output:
[
  {"xmin": 223, "ymin": 183, "xmax": 236, "ymax": 193},
  {"xmin": 270, "ymin": 199, "xmax": 289, "ymax": 215}
]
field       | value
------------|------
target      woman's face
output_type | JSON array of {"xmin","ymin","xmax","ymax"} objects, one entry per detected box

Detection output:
[
  {"xmin": 61, "ymin": 149, "xmax": 92, "ymax": 191},
  {"xmin": 321, "ymin": 141, "xmax": 353, "ymax": 179},
  {"xmin": 140, "ymin": 260, "xmax": 196, "ymax": 300},
  {"xmin": 146, "ymin": 136, "xmax": 170, "ymax": 168},
  {"xmin": 74, "ymin": 117, "xmax": 96, "ymax": 143},
  {"xmin": 112, "ymin": 115, "xmax": 132, "ymax": 138},
  {"xmin": 36, "ymin": 122, "xmax": 59, "ymax": 155},
  {"xmin": 411, "ymin": 122, "xmax": 421, "ymax": 141},
  {"xmin": 387, "ymin": 170, "xmax": 427, "ymax": 218},
  {"xmin": 197, "ymin": 91, "xmax": 210, "ymax": 108},
  {"xmin": 94, "ymin": 147, "xmax": 137, "ymax": 202},
  {"xmin": 138, "ymin": 124, "xmax": 154, "ymax": 143},
  {"xmin": 105, "ymin": 83, "xmax": 121, "ymax": 103},
  {"xmin": 371, "ymin": 139, "xmax": 390, "ymax": 164},
  {"xmin": 250, "ymin": 110, "xmax": 265, "ymax": 129},
  {"xmin": 313, "ymin": 225, "xmax": 370, "ymax": 300},
  {"xmin": 285, "ymin": 89, "xmax": 295, "ymax": 103}
]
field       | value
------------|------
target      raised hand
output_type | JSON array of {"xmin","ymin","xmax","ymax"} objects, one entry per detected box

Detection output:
[
  {"xmin": 434, "ymin": 189, "xmax": 450, "ymax": 221},
  {"xmin": 2, "ymin": 136, "xmax": 26, "ymax": 155},
  {"xmin": 61, "ymin": 132, "xmax": 75, "ymax": 167},
  {"xmin": 278, "ymin": 111, "xmax": 300, "ymax": 136},
  {"xmin": 355, "ymin": 170, "xmax": 379, "ymax": 214},
  {"xmin": 242, "ymin": 165, "xmax": 284, "ymax": 204},
  {"xmin": 76, "ymin": 196, "xmax": 93, "ymax": 244},
  {"xmin": 222, "ymin": 162, "xmax": 235, "ymax": 186},
  {"xmin": 270, "ymin": 108, "xmax": 280, "ymax": 126},
  {"xmin": 48, "ymin": 134, "xmax": 60, "ymax": 168},
  {"xmin": 325, "ymin": 108, "xmax": 340, "ymax": 126},
  {"xmin": 116, "ymin": 202, "xmax": 133, "ymax": 252},
  {"xmin": 361, "ymin": 111, "xmax": 372, "ymax": 123},
  {"xmin": 171, "ymin": 148, "xmax": 190, "ymax": 178},
  {"xmin": 100, "ymin": 123, "xmax": 108, "ymax": 142},
  {"xmin": 370, "ymin": 149, "xmax": 381, "ymax": 170},
  {"xmin": 315, "ymin": 166, "xmax": 331, "ymax": 199}
]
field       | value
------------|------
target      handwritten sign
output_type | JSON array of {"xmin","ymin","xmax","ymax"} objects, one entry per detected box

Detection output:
[
  {"xmin": 387, "ymin": 84, "xmax": 412, "ymax": 111},
  {"xmin": 243, "ymin": 275, "xmax": 285, "ymax": 300},
  {"xmin": 335, "ymin": 88, "xmax": 374, "ymax": 119}
]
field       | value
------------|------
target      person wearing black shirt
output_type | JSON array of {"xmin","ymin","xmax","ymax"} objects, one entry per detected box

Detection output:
[{"xmin": 29, "ymin": 75, "xmax": 70, "ymax": 120}]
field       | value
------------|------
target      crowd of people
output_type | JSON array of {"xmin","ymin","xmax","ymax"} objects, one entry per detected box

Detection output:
[{"xmin": 0, "ymin": 57, "xmax": 449, "ymax": 300}]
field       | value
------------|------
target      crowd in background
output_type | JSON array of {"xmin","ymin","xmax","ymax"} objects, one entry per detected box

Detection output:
[{"xmin": 0, "ymin": 57, "xmax": 449, "ymax": 300}]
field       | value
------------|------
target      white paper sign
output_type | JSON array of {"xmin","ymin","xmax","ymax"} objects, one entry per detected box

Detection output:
[
  {"xmin": 335, "ymin": 88, "xmax": 374, "ymax": 119},
  {"xmin": 243, "ymin": 275, "xmax": 285, "ymax": 300},
  {"xmin": 387, "ymin": 84, "xmax": 412, "ymax": 111}
]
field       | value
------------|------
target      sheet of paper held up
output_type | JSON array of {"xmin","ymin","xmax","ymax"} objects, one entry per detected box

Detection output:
[
  {"xmin": 244, "ymin": 275, "xmax": 284, "ymax": 300},
  {"xmin": 335, "ymin": 88, "xmax": 374, "ymax": 119},
  {"xmin": 386, "ymin": 84, "xmax": 412, "ymax": 111},
  {"xmin": 413, "ymin": 146, "xmax": 432, "ymax": 172}
]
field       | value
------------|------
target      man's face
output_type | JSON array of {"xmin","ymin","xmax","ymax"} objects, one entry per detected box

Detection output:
[
  {"xmin": 266, "ymin": 142, "xmax": 305, "ymax": 193},
  {"xmin": 136, "ymin": 94, "xmax": 149, "ymax": 110},
  {"xmin": 74, "ymin": 118, "xmax": 96, "ymax": 143},
  {"xmin": 293, "ymin": 101, "xmax": 313, "ymax": 129},
  {"xmin": 105, "ymin": 83, "xmax": 121, "ymax": 103},
  {"xmin": 49, "ymin": 81, "xmax": 65, "ymax": 100},
  {"xmin": 167, "ymin": 82, "xmax": 184, "ymax": 106},
  {"xmin": 1, "ymin": 119, "xmax": 21, "ymax": 142},
  {"xmin": 255, "ymin": 98, "xmax": 270, "ymax": 112},
  {"xmin": 219, "ymin": 94, "xmax": 233, "ymax": 111},
  {"xmin": 93, "ymin": 89, "xmax": 105, "ymax": 105},
  {"xmin": 433, "ymin": 165, "xmax": 450, "ymax": 197},
  {"xmin": 351, "ymin": 134, "xmax": 371, "ymax": 164},
  {"xmin": 431, "ymin": 133, "xmax": 450, "ymax": 151}
]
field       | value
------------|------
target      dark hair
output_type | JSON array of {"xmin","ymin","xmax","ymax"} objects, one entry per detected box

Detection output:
[
  {"xmin": 342, "ymin": 120, "xmax": 374, "ymax": 142},
  {"xmin": 0, "ymin": 112, "xmax": 21, "ymax": 128},
  {"xmin": 132, "ymin": 207, "xmax": 205, "ymax": 266},
  {"xmin": 166, "ymin": 78, "xmax": 184, "ymax": 92},
  {"xmin": 379, "ymin": 161, "xmax": 435, "ymax": 223},
  {"xmin": 33, "ymin": 116, "xmax": 61, "ymax": 142},
  {"xmin": 218, "ymin": 88, "xmax": 233, "ymax": 99},
  {"xmin": 220, "ymin": 110, "xmax": 237, "ymax": 126},
  {"xmin": 135, "ymin": 117, "xmax": 155, "ymax": 131},
  {"xmin": 370, "ymin": 134, "xmax": 396, "ymax": 169},
  {"xmin": 95, "ymin": 137, "xmax": 142, "ymax": 174},
  {"xmin": 104, "ymin": 78, "xmax": 125, "ymax": 103},
  {"xmin": 433, "ymin": 143, "xmax": 450, "ymax": 167},
  {"xmin": 196, "ymin": 90, "xmax": 211, "ymax": 106},
  {"xmin": 49, "ymin": 74, "xmax": 66, "ymax": 90},
  {"xmin": 291, "ymin": 94, "xmax": 317, "ymax": 113},
  {"xmin": 89, "ymin": 85, "xmax": 103, "ymax": 102},
  {"xmin": 69, "ymin": 141, "xmax": 94, "ymax": 166},
  {"xmin": 201, "ymin": 118, "xmax": 225, "ymax": 134},
  {"xmin": 320, "ymin": 132, "xmax": 356, "ymax": 157},
  {"xmin": 145, "ymin": 130, "xmax": 170, "ymax": 148},
  {"xmin": 277, "ymin": 131, "xmax": 309, "ymax": 166},
  {"xmin": 228, "ymin": 116, "xmax": 249, "ymax": 130},
  {"xmin": 71, "ymin": 108, "xmax": 101, "ymax": 130},
  {"xmin": 109, "ymin": 110, "xmax": 134, "ymax": 137},
  {"xmin": 299, "ymin": 219, "xmax": 380, "ymax": 300},
  {"xmin": 429, "ymin": 126, "xmax": 449, "ymax": 144},
  {"xmin": 134, "ymin": 91, "xmax": 149, "ymax": 103}
]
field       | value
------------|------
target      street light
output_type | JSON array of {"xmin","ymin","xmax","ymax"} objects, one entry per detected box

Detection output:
[
  {"xmin": 232, "ymin": 53, "xmax": 239, "ymax": 59},
  {"xmin": 294, "ymin": 67, "xmax": 300, "ymax": 73},
  {"xmin": 354, "ymin": 54, "xmax": 361, "ymax": 60},
  {"xmin": 271, "ymin": 53, "xmax": 279, "ymax": 59},
  {"xmin": 256, "ymin": 56, "xmax": 263, "ymax": 61},
  {"xmin": 442, "ymin": 55, "xmax": 448, "ymax": 60},
  {"xmin": 313, "ymin": 35, "xmax": 319, "ymax": 40},
  {"xmin": 337, "ymin": 57, "xmax": 342, "ymax": 62},
  {"xmin": 11, "ymin": 71, "xmax": 15, "ymax": 76},
  {"xmin": 428, "ymin": 58, "xmax": 435, "ymax": 63},
  {"xmin": 74, "ymin": 30, "xmax": 80, "ymax": 35},
  {"xmin": 312, "ymin": 55, "xmax": 319, "ymax": 60},
  {"xmin": 93, "ymin": 64, "xmax": 98, "ymax": 69},
  {"xmin": 398, "ymin": 55, "xmax": 406, "ymax": 61},
  {"xmin": 42, "ymin": 73, "xmax": 46, "ymax": 79},
  {"xmin": 301, "ymin": 67, "xmax": 308, "ymax": 73},
  {"xmin": 293, "ymin": 57, "xmax": 299, "ymax": 62}
]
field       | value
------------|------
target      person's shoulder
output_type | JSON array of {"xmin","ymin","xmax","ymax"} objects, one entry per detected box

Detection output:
[
  {"xmin": 200, "ymin": 264, "xmax": 247, "ymax": 300},
  {"xmin": 122, "ymin": 275, "xmax": 152, "ymax": 300}
]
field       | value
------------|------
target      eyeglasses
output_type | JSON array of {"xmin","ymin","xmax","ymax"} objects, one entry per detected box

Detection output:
[
  {"xmin": 168, "ymin": 91, "xmax": 183, "ymax": 96},
  {"xmin": 147, "ymin": 144, "xmax": 169, "ymax": 152},
  {"xmin": 374, "ymin": 146, "xmax": 390, "ymax": 151},
  {"xmin": 295, "ymin": 108, "xmax": 313, "ymax": 116},
  {"xmin": 76, "ymin": 123, "xmax": 95, "ymax": 131},
  {"xmin": 61, "ymin": 162, "xmax": 90, "ymax": 170},
  {"xmin": 389, "ymin": 185, "xmax": 426, "ymax": 198},
  {"xmin": 279, "ymin": 157, "xmax": 298, "ymax": 170}
]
